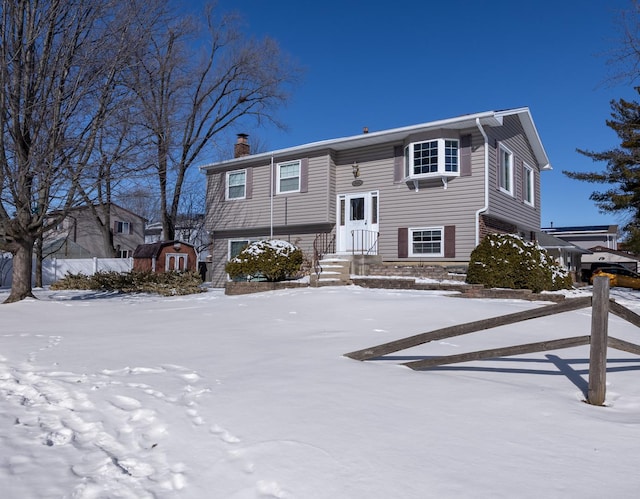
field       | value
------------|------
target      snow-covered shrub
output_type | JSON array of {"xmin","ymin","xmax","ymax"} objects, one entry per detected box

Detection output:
[
  {"xmin": 466, "ymin": 233, "xmax": 572, "ymax": 293},
  {"xmin": 225, "ymin": 239, "xmax": 303, "ymax": 282}
]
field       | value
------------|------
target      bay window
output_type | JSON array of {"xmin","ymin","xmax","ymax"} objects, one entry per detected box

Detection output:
[{"xmin": 404, "ymin": 139, "xmax": 459, "ymax": 179}]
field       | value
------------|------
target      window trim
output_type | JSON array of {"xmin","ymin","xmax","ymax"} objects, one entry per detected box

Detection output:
[
  {"xmin": 523, "ymin": 162, "xmax": 534, "ymax": 206},
  {"xmin": 276, "ymin": 159, "xmax": 301, "ymax": 194},
  {"xmin": 498, "ymin": 144, "xmax": 514, "ymax": 196},
  {"xmin": 226, "ymin": 169, "xmax": 247, "ymax": 200},
  {"xmin": 409, "ymin": 226, "xmax": 444, "ymax": 258},
  {"xmin": 404, "ymin": 138, "xmax": 460, "ymax": 180}
]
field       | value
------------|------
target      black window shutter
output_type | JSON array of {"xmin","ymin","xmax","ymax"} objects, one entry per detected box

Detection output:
[
  {"xmin": 271, "ymin": 163, "xmax": 276, "ymax": 196},
  {"xmin": 393, "ymin": 146, "xmax": 404, "ymax": 183},
  {"xmin": 515, "ymin": 159, "xmax": 522, "ymax": 201},
  {"xmin": 398, "ymin": 228, "xmax": 408, "ymax": 258},
  {"xmin": 444, "ymin": 225, "xmax": 455, "ymax": 258},
  {"xmin": 495, "ymin": 140, "xmax": 501, "ymax": 190},
  {"xmin": 246, "ymin": 168, "xmax": 253, "ymax": 199},
  {"xmin": 300, "ymin": 158, "xmax": 309, "ymax": 193},
  {"xmin": 460, "ymin": 134, "xmax": 472, "ymax": 176}
]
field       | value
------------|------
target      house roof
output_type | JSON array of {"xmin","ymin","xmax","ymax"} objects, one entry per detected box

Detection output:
[
  {"xmin": 48, "ymin": 202, "xmax": 147, "ymax": 222},
  {"xmin": 133, "ymin": 240, "xmax": 195, "ymax": 259},
  {"xmin": 587, "ymin": 246, "xmax": 640, "ymax": 259},
  {"xmin": 536, "ymin": 232, "xmax": 591, "ymax": 254},
  {"xmin": 541, "ymin": 225, "xmax": 618, "ymax": 235},
  {"xmin": 201, "ymin": 108, "xmax": 551, "ymax": 172}
]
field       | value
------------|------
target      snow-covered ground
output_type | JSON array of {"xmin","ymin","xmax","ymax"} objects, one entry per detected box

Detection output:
[{"xmin": 1, "ymin": 284, "xmax": 639, "ymax": 498}]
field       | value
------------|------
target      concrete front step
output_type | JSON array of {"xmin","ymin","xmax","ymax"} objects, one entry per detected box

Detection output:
[{"xmin": 312, "ymin": 256, "xmax": 352, "ymax": 286}]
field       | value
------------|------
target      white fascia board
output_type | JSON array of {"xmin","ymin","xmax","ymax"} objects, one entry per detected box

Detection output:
[{"xmin": 496, "ymin": 108, "xmax": 552, "ymax": 171}]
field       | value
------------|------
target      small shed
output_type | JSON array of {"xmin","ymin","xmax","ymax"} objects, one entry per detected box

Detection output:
[{"xmin": 133, "ymin": 240, "xmax": 197, "ymax": 273}]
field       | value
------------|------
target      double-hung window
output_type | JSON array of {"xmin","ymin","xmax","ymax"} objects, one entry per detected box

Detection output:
[
  {"xmin": 277, "ymin": 160, "xmax": 301, "ymax": 193},
  {"xmin": 226, "ymin": 170, "xmax": 246, "ymax": 200},
  {"xmin": 404, "ymin": 139, "xmax": 459, "ymax": 179},
  {"xmin": 409, "ymin": 227, "xmax": 443, "ymax": 257},
  {"xmin": 115, "ymin": 221, "xmax": 131, "ymax": 234},
  {"xmin": 499, "ymin": 145, "xmax": 514, "ymax": 195},
  {"xmin": 523, "ymin": 163, "xmax": 534, "ymax": 206}
]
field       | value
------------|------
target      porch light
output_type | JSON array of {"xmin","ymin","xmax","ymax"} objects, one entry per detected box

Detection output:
[{"xmin": 352, "ymin": 162, "xmax": 360, "ymax": 179}]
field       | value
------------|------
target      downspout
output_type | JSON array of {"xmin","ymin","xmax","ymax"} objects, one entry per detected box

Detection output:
[
  {"xmin": 270, "ymin": 156, "xmax": 274, "ymax": 239},
  {"xmin": 474, "ymin": 117, "xmax": 490, "ymax": 246}
]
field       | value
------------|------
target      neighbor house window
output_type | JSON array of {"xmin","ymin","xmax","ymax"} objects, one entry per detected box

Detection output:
[
  {"xmin": 226, "ymin": 170, "xmax": 246, "ymax": 200},
  {"xmin": 409, "ymin": 227, "xmax": 443, "ymax": 257},
  {"xmin": 499, "ymin": 145, "xmax": 514, "ymax": 195},
  {"xmin": 115, "ymin": 221, "xmax": 131, "ymax": 234},
  {"xmin": 118, "ymin": 249, "xmax": 131, "ymax": 258},
  {"xmin": 277, "ymin": 160, "xmax": 301, "ymax": 193},
  {"xmin": 523, "ymin": 163, "xmax": 534, "ymax": 206},
  {"xmin": 404, "ymin": 139, "xmax": 459, "ymax": 179}
]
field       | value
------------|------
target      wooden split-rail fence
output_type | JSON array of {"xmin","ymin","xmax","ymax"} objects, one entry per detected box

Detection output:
[{"xmin": 344, "ymin": 276, "xmax": 640, "ymax": 406}]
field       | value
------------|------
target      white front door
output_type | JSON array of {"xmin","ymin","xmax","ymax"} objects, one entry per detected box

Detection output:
[{"xmin": 337, "ymin": 191, "xmax": 379, "ymax": 253}]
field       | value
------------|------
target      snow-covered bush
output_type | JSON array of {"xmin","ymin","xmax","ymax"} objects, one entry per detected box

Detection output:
[
  {"xmin": 466, "ymin": 233, "xmax": 572, "ymax": 293},
  {"xmin": 225, "ymin": 239, "xmax": 303, "ymax": 282}
]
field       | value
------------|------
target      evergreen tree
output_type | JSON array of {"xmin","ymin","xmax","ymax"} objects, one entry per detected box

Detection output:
[{"xmin": 563, "ymin": 88, "xmax": 640, "ymax": 251}]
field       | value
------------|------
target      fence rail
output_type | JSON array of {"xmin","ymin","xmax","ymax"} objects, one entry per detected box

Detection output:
[{"xmin": 344, "ymin": 277, "xmax": 640, "ymax": 406}]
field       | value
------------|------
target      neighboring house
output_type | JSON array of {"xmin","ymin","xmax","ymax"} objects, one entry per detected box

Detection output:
[
  {"xmin": 45, "ymin": 203, "xmax": 146, "ymax": 259},
  {"xmin": 133, "ymin": 241, "xmax": 198, "ymax": 273},
  {"xmin": 581, "ymin": 245, "xmax": 640, "ymax": 273},
  {"xmin": 535, "ymin": 231, "xmax": 590, "ymax": 281},
  {"xmin": 202, "ymin": 108, "xmax": 551, "ymax": 287},
  {"xmin": 541, "ymin": 225, "xmax": 625, "ymax": 281},
  {"xmin": 144, "ymin": 214, "xmax": 209, "ymax": 253},
  {"xmin": 541, "ymin": 225, "xmax": 619, "ymax": 251}
]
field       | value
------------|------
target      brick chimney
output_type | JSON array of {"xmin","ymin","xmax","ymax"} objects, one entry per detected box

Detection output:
[{"xmin": 234, "ymin": 133, "xmax": 250, "ymax": 158}]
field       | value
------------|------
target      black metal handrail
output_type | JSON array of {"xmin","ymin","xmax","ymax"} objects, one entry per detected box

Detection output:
[
  {"xmin": 350, "ymin": 229, "xmax": 378, "ymax": 255},
  {"xmin": 313, "ymin": 230, "xmax": 336, "ymax": 275}
]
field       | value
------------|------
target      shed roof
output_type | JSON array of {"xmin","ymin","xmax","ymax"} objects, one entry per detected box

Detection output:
[{"xmin": 133, "ymin": 240, "xmax": 195, "ymax": 259}]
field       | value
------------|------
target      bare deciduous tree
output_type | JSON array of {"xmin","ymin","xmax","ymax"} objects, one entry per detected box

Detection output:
[
  {"xmin": 0, "ymin": 0, "xmax": 145, "ymax": 302},
  {"xmin": 128, "ymin": 2, "xmax": 300, "ymax": 241}
]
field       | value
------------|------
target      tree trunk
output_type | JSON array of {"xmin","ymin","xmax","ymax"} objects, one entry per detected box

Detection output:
[
  {"xmin": 5, "ymin": 238, "xmax": 36, "ymax": 303},
  {"xmin": 35, "ymin": 235, "xmax": 43, "ymax": 288}
]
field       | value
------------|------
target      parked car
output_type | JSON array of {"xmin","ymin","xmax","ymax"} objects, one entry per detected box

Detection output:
[
  {"xmin": 581, "ymin": 261, "xmax": 627, "ymax": 283},
  {"xmin": 590, "ymin": 267, "xmax": 640, "ymax": 289}
]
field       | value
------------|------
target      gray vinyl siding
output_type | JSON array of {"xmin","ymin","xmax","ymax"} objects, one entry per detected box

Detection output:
[
  {"xmin": 487, "ymin": 114, "xmax": 542, "ymax": 231},
  {"xmin": 206, "ymin": 152, "xmax": 333, "ymax": 232},
  {"xmin": 334, "ymin": 130, "xmax": 486, "ymax": 262},
  {"xmin": 206, "ymin": 152, "xmax": 334, "ymax": 286}
]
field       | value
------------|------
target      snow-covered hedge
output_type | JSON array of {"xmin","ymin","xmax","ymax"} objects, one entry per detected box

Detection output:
[
  {"xmin": 50, "ymin": 270, "xmax": 205, "ymax": 296},
  {"xmin": 225, "ymin": 239, "xmax": 303, "ymax": 282},
  {"xmin": 466, "ymin": 233, "xmax": 572, "ymax": 293}
]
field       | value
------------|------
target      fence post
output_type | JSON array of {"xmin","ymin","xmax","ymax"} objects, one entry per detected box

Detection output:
[{"xmin": 588, "ymin": 276, "xmax": 609, "ymax": 406}]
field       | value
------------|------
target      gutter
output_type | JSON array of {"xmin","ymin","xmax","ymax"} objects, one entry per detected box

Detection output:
[{"xmin": 474, "ymin": 117, "xmax": 490, "ymax": 246}]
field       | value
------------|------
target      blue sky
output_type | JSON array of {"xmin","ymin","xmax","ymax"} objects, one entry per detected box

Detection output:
[{"xmin": 206, "ymin": 0, "xmax": 636, "ymax": 230}]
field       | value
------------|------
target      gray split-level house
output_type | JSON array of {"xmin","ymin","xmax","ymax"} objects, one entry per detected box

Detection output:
[{"xmin": 202, "ymin": 108, "xmax": 551, "ymax": 287}]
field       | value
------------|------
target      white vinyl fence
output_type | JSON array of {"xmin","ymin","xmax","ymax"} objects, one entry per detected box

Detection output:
[{"xmin": 0, "ymin": 255, "xmax": 133, "ymax": 288}]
